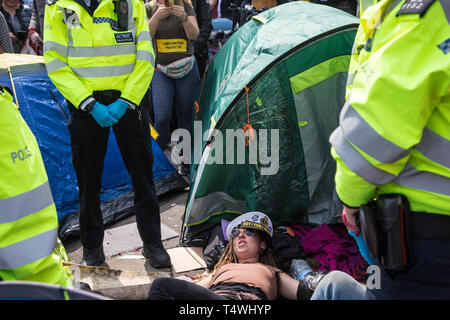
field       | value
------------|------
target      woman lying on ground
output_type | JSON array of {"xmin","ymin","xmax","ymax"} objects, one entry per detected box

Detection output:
[{"xmin": 148, "ymin": 212, "xmax": 324, "ymax": 300}]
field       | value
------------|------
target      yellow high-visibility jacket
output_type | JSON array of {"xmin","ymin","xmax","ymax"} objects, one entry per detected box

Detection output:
[
  {"xmin": 358, "ymin": 0, "xmax": 378, "ymax": 17},
  {"xmin": 330, "ymin": 0, "xmax": 450, "ymax": 215},
  {"xmin": 43, "ymin": 0, "xmax": 155, "ymax": 108},
  {"xmin": 0, "ymin": 87, "xmax": 71, "ymax": 286}
]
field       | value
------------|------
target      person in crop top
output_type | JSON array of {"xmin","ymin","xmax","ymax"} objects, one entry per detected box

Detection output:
[{"xmin": 148, "ymin": 212, "xmax": 311, "ymax": 300}]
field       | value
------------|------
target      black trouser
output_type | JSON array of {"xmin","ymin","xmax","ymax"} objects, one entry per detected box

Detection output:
[
  {"xmin": 362, "ymin": 212, "xmax": 450, "ymax": 299},
  {"xmin": 67, "ymin": 90, "xmax": 162, "ymax": 249},
  {"xmin": 148, "ymin": 278, "xmax": 227, "ymax": 300},
  {"xmin": 367, "ymin": 238, "xmax": 450, "ymax": 299}
]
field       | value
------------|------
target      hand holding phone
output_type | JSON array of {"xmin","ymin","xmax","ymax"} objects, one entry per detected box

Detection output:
[
  {"xmin": 16, "ymin": 31, "xmax": 27, "ymax": 41},
  {"xmin": 170, "ymin": 3, "xmax": 186, "ymax": 19}
]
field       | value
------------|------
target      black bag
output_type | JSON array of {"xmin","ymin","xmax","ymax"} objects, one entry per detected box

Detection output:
[
  {"xmin": 203, "ymin": 223, "xmax": 228, "ymax": 271},
  {"xmin": 271, "ymin": 229, "xmax": 306, "ymax": 273}
]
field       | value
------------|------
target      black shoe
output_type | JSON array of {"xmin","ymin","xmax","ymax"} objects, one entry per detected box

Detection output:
[
  {"xmin": 178, "ymin": 164, "xmax": 190, "ymax": 177},
  {"xmin": 82, "ymin": 246, "xmax": 106, "ymax": 266},
  {"xmin": 143, "ymin": 242, "xmax": 171, "ymax": 269},
  {"xmin": 183, "ymin": 164, "xmax": 191, "ymax": 177}
]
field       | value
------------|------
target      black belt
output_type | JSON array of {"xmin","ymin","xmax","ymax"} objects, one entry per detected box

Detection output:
[
  {"xmin": 412, "ymin": 211, "xmax": 450, "ymax": 241},
  {"xmin": 210, "ymin": 283, "xmax": 267, "ymax": 300}
]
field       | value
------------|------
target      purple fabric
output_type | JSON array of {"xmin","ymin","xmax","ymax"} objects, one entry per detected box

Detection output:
[
  {"xmin": 290, "ymin": 223, "xmax": 368, "ymax": 281},
  {"xmin": 221, "ymin": 219, "xmax": 231, "ymax": 241}
]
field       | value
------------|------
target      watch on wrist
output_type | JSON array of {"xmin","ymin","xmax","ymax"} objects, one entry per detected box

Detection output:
[
  {"xmin": 83, "ymin": 100, "xmax": 96, "ymax": 112},
  {"xmin": 181, "ymin": 13, "xmax": 188, "ymax": 22}
]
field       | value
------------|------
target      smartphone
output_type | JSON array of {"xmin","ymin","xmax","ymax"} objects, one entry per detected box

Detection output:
[{"xmin": 17, "ymin": 31, "xmax": 27, "ymax": 40}]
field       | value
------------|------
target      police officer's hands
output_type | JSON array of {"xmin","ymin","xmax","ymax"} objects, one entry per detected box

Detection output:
[
  {"xmin": 108, "ymin": 99, "xmax": 129, "ymax": 121},
  {"xmin": 342, "ymin": 206, "xmax": 374, "ymax": 264},
  {"xmin": 342, "ymin": 206, "xmax": 360, "ymax": 234},
  {"xmin": 90, "ymin": 102, "xmax": 118, "ymax": 127}
]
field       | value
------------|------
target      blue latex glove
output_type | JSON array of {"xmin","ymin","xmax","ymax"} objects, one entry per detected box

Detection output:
[
  {"xmin": 349, "ymin": 230, "xmax": 374, "ymax": 265},
  {"xmin": 90, "ymin": 102, "xmax": 118, "ymax": 127},
  {"xmin": 108, "ymin": 99, "xmax": 129, "ymax": 121}
]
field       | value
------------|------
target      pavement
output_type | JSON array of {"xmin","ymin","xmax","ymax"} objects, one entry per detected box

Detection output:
[{"xmin": 62, "ymin": 183, "xmax": 208, "ymax": 300}]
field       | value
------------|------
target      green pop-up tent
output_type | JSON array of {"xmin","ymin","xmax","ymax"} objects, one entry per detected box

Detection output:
[{"xmin": 181, "ymin": 1, "xmax": 359, "ymax": 243}]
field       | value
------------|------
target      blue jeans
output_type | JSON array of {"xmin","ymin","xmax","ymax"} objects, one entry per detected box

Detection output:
[
  {"xmin": 151, "ymin": 64, "xmax": 200, "ymax": 150},
  {"xmin": 311, "ymin": 271, "xmax": 374, "ymax": 300}
]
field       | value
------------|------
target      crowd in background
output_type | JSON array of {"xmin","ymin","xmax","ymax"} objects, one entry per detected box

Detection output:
[
  {"xmin": 0, "ymin": 0, "xmax": 43, "ymax": 54},
  {"xmin": 0, "ymin": 0, "xmax": 358, "ymax": 163}
]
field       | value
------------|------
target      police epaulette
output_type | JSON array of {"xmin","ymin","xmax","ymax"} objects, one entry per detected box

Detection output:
[
  {"xmin": 46, "ymin": 0, "xmax": 58, "ymax": 5},
  {"xmin": 397, "ymin": 0, "xmax": 435, "ymax": 17}
]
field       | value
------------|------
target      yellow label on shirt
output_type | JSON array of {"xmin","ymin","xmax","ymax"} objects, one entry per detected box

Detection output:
[{"xmin": 157, "ymin": 39, "xmax": 187, "ymax": 53}]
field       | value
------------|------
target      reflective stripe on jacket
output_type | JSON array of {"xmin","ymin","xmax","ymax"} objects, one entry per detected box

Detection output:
[
  {"xmin": 330, "ymin": 0, "xmax": 450, "ymax": 215},
  {"xmin": 43, "ymin": 0, "xmax": 154, "ymax": 107}
]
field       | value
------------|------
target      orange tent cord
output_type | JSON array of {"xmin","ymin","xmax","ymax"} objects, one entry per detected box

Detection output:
[
  {"xmin": 242, "ymin": 86, "xmax": 254, "ymax": 146},
  {"xmin": 194, "ymin": 67, "xmax": 208, "ymax": 120}
]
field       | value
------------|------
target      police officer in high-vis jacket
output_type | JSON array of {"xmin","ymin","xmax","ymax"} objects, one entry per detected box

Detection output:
[
  {"xmin": 313, "ymin": 0, "xmax": 450, "ymax": 299},
  {"xmin": 0, "ymin": 85, "xmax": 72, "ymax": 287},
  {"xmin": 43, "ymin": 0, "xmax": 171, "ymax": 267}
]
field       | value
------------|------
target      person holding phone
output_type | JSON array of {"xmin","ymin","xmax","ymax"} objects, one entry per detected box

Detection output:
[
  {"xmin": 0, "ymin": 0, "xmax": 31, "ymax": 53},
  {"xmin": 145, "ymin": 0, "xmax": 199, "ymax": 173},
  {"xmin": 27, "ymin": 0, "xmax": 44, "ymax": 54}
]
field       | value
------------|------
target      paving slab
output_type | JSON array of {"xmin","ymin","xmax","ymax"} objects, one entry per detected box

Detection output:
[
  {"xmin": 168, "ymin": 247, "xmax": 207, "ymax": 273},
  {"xmin": 64, "ymin": 190, "xmax": 189, "ymax": 264},
  {"xmin": 104, "ymin": 222, "xmax": 178, "ymax": 257},
  {"xmin": 62, "ymin": 190, "xmax": 210, "ymax": 299},
  {"xmin": 66, "ymin": 262, "xmax": 171, "ymax": 300}
]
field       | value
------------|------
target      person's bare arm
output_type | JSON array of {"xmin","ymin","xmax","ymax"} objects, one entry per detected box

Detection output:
[
  {"xmin": 278, "ymin": 272, "xmax": 299, "ymax": 300},
  {"xmin": 194, "ymin": 273, "xmax": 213, "ymax": 288},
  {"xmin": 170, "ymin": 4, "xmax": 199, "ymax": 40},
  {"xmin": 148, "ymin": 5, "xmax": 171, "ymax": 38}
]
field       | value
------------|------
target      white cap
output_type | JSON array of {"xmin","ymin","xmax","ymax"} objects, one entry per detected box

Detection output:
[{"xmin": 225, "ymin": 211, "xmax": 273, "ymax": 241}]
